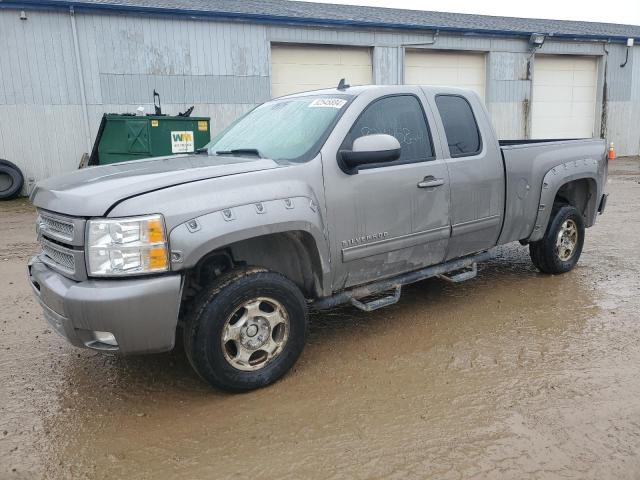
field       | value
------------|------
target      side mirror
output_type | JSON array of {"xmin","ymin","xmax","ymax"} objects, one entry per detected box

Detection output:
[{"xmin": 339, "ymin": 134, "xmax": 401, "ymax": 172}]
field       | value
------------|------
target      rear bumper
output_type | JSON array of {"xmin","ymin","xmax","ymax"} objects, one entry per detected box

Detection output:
[{"xmin": 28, "ymin": 257, "xmax": 182, "ymax": 355}]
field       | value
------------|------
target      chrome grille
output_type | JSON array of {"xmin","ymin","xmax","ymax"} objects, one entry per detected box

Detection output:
[
  {"xmin": 39, "ymin": 215, "xmax": 74, "ymax": 241},
  {"xmin": 35, "ymin": 211, "xmax": 86, "ymax": 280},
  {"xmin": 40, "ymin": 238, "xmax": 75, "ymax": 274}
]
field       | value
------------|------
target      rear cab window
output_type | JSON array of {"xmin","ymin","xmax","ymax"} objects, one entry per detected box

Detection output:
[
  {"xmin": 435, "ymin": 95, "xmax": 482, "ymax": 157},
  {"xmin": 341, "ymin": 94, "xmax": 435, "ymax": 168}
]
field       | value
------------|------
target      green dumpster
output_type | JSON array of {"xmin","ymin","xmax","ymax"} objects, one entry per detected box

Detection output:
[{"xmin": 88, "ymin": 114, "xmax": 211, "ymax": 166}]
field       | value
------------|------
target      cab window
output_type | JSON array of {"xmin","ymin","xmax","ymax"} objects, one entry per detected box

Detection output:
[{"xmin": 434, "ymin": 95, "xmax": 482, "ymax": 157}]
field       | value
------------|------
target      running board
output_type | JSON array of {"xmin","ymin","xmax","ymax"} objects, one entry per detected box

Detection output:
[
  {"xmin": 437, "ymin": 263, "xmax": 477, "ymax": 283},
  {"xmin": 312, "ymin": 250, "xmax": 493, "ymax": 311},
  {"xmin": 350, "ymin": 286, "xmax": 401, "ymax": 312}
]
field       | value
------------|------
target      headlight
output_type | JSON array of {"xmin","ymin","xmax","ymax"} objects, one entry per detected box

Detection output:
[{"xmin": 87, "ymin": 214, "xmax": 169, "ymax": 277}]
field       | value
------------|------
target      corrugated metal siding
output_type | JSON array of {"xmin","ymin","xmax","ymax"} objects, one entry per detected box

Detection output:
[
  {"xmin": 486, "ymin": 52, "xmax": 530, "ymax": 139},
  {"xmin": 605, "ymin": 45, "xmax": 640, "ymax": 156},
  {"xmin": 0, "ymin": 10, "xmax": 269, "ymax": 188},
  {"xmin": 373, "ymin": 46, "xmax": 400, "ymax": 84},
  {"xmin": 0, "ymin": 8, "xmax": 639, "ymax": 193}
]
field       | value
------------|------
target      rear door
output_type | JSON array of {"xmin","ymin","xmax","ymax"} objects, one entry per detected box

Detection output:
[
  {"xmin": 321, "ymin": 88, "xmax": 451, "ymax": 289},
  {"xmin": 427, "ymin": 90, "xmax": 505, "ymax": 260}
]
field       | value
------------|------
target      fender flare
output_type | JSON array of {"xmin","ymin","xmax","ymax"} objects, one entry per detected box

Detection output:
[
  {"xmin": 528, "ymin": 158, "xmax": 600, "ymax": 242},
  {"xmin": 169, "ymin": 196, "xmax": 331, "ymax": 294}
]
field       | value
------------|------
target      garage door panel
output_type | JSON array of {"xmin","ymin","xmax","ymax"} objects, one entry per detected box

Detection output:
[
  {"xmin": 405, "ymin": 50, "xmax": 486, "ymax": 101},
  {"xmin": 532, "ymin": 101, "xmax": 572, "ymax": 118},
  {"xmin": 572, "ymin": 101, "xmax": 597, "ymax": 117},
  {"xmin": 407, "ymin": 67, "xmax": 459, "ymax": 83},
  {"xmin": 533, "ymin": 85, "xmax": 573, "ymax": 102},
  {"xmin": 535, "ymin": 55, "xmax": 573, "ymax": 70},
  {"xmin": 571, "ymin": 116, "xmax": 595, "ymax": 132},
  {"xmin": 534, "ymin": 69, "xmax": 574, "ymax": 85},
  {"xmin": 271, "ymin": 44, "xmax": 372, "ymax": 97},
  {"xmin": 272, "ymin": 83, "xmax": 333, "ymax": 98},
  {"xmin": 272, "ymin": 45, "xmax": 354, "ymax": 65},
  {"xmin": 573, "ymin": 85, "xmax": 597, "ymax": 101},
  {"xmin": 573, "ymin": 70, "xmax": 597, "ymax": 86},
  {"xmin": 338, "ymin": 49, "xmax": 372, "ymax": 65},
  {"xmin": 532, "ymin": 117, "xmax": 563, "ymax": 136},
  {"xmin": 531, "ymin": 55, "xmax": 597, "ymax": 139},
  {"xmin": 407, "ymin": 53, "xmax": 460, "ymax": 68},
  {"xmin": 572, "ymin": 57, "xmax": 597, "ymax": 70}
]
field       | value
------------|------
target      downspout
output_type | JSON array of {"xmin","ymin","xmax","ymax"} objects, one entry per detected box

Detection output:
[
  {"xmin": 600, "ymin": 41, "xmax": 610, "ymax": 140},
  {"xmin": 69, "ymin": 6, "xmax": 92, "ymax": 153}
]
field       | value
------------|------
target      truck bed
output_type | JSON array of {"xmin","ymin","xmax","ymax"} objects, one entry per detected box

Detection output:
[{"xmin": 497, "ymin": 138, "xmax": 607, "ymax": 245}]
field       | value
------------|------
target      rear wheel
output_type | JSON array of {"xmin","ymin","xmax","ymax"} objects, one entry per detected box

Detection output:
[
  {"xmin": 529, "ymin": 205, "xmax": 585, "ymax": 274},
  {"xmin": 183, "ymin": 267, "xmax": 308, "ymax": 392}
]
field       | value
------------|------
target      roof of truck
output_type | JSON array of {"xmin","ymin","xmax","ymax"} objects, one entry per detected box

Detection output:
[{"xmin": 7, "ymin": 0, "xmax": 640, "ymax": 42}]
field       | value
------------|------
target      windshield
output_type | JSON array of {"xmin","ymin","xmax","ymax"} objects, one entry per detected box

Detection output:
[{"xmin": 206, "ymin": 95, "xmax": 352, "ymax": 162}]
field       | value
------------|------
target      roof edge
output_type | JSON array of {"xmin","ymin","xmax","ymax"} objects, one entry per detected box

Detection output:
[{"xmin": 1, "ymin": 0, "xmax": 638, "ymax": 43}]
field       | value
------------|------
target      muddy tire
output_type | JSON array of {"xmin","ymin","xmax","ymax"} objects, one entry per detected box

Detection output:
[
  {"xmin": 183, "ymin": 267, "xmax": 308, "ymax": 392},
  {"xmin": 529, "ymin": 205, "xmax": 585, "ymax": 274}
]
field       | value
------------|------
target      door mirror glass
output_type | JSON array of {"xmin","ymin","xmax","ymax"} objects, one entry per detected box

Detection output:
[{"xmin": 340, "ymin": 134, "xmax": 401, "ymax": 171}]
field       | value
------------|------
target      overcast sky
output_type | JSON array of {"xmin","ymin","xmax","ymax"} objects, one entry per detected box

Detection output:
[{"xmin": 306, "ymin": 0, "xmax": 640, "ymax": 26}]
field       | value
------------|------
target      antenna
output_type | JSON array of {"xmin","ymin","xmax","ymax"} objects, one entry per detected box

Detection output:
[{"xmin": 337, "ymin": 78, "xmax": 350, "ymax": 91}]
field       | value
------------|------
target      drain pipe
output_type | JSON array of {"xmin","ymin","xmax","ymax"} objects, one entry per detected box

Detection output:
[{"xmin": 69, "ymin": 6, "xmax": 92, "ymax": 154}]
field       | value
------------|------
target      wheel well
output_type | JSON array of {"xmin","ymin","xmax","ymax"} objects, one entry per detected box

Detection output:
[
  {"xmin": 180, "ymin": 231, "xmax": 324, "ymax": 317},
  {"xmin": 554, "ymin": 178, "xmax": 598, "ymax": 225}
]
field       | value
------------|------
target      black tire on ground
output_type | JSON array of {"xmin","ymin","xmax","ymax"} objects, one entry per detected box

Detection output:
[
  {"xmin": 183, "ymin": 267, "xmax": 308, "ymax": 392},
  {"xmin": 529, "ymin": 204, "xmax": 585, "ymax": 274},
  {"xmin": 0, "ymin": 159, "xmax": 24, "ymax": 200}
]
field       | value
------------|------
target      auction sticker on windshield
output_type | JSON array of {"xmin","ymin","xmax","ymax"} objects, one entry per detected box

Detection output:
[{"xmin": 309, "ymin": 98, "xmax": 347, "ymax": 109}]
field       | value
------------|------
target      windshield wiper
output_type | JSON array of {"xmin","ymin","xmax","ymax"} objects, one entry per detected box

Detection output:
[{"xmin": 215, "ymin": 148, "xmax": 263, "ymax": 158}]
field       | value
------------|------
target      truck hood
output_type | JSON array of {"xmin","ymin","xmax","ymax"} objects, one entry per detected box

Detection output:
[{"xmin": 31, "ymin": 154, "xmax": 280, "ymax": 217}]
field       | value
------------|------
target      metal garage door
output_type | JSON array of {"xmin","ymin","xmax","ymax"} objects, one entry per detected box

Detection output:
[
  {"xmin": 404, "ymin": 50, "xmax": 486, "ymax": 101},
  {"xmin": 270, "ymin": 44, "xmax": 372, "ymax": 97},
  {"xmin": 532, "ymin": 55, "xmax": 597, "ymax": 139}
]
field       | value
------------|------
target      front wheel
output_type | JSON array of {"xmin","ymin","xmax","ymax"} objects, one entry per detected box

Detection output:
[
  {"xmin": 183, "ymin": 267, "xmax": 308, "ymax": 392},
  {"xmin": 529, "ymin": 205, "xmax": 585, "ymax": 274}
]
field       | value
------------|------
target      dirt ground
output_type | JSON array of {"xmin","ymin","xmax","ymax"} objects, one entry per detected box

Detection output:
[{"xmin": 1, "ymin": 157, "xmax": 640, "ymax": 479}]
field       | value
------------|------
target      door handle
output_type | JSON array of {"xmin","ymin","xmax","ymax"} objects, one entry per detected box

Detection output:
[{"xmin": 417, "ymin": 176, "xmax": 445, "ymax": 188}]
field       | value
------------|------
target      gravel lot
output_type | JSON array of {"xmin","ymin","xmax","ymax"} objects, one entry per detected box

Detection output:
[{"xmin": 1, "ymin": 157, "xmax": 639, "ymax": 479}]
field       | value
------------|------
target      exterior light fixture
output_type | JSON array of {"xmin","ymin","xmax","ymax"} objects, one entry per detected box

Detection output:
[
  {"xmin": 529, "ymin": 33, "xmax": 546, "ymax": 47},
  {"xmin": 621, "ymin": 38, "xmax": 634, "ymax": 67}
]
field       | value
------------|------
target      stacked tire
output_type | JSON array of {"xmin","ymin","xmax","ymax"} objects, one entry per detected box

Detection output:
[{"xmin": 0, "ymin": 159, "xmax": 24, "ymax": 200}]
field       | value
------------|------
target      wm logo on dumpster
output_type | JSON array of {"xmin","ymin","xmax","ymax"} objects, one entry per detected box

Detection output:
[{"xmin": 171, "ymin": 131, "xmax": 194, "ymax": 154}]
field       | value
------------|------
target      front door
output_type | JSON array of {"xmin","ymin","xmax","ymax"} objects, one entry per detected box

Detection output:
[{"xmin": 322, "ymin": 91, "xmax": 451, "ymax": 289}]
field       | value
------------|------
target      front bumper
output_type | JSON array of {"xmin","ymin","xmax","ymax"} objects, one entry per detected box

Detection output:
[{"xmin": 28, "ymin": 256, "xmax": 183, "ymax": 355}]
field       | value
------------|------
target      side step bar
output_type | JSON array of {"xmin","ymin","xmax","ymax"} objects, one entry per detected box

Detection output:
[
  {"xmin": 438, "ymin": 263, "xmax": 477, "ymax": 283},
  {"xmin": 350, "ymin": 286, "xmax": 402, "ymax": 312},
  {"xmin": 313, "ymin": 250, "xmax": 492, "ymax": 311}
]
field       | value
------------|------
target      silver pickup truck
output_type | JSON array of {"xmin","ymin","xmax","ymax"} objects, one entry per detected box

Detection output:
[{"xmin": 28, "ymin": 85, "xmax": 608, "ymax": 391}]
